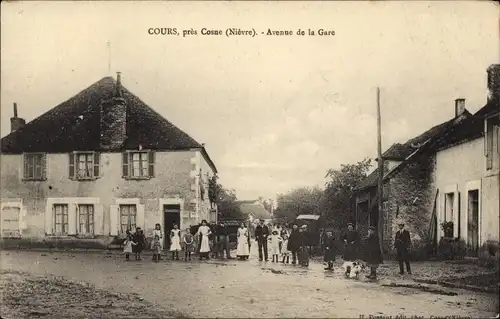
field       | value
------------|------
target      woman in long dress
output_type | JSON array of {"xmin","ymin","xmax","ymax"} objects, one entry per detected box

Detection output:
[
  {"xmin": 151, "ymin": 223, "xmax": 163, "ymax": 260},
  {"xmin": 170, "ymin": 224, "xmax": 182, "ymax": 260},
  {"xmin": 196, "ymin": 220, "xmax": 211, "ymax": 260},
  {"xmin": 236, "ymin": 223, "xmax": 250, "ymax": 260}
]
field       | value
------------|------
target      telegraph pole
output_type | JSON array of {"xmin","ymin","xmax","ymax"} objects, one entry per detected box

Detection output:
[{"xmin": 376, "ymin": 87, "xmax": 384, "ymax": 249}]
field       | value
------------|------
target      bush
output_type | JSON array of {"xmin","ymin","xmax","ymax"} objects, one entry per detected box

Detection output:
[{"xmin": 438, "ymin": 237, "xmax": 466, "ymax": 260}]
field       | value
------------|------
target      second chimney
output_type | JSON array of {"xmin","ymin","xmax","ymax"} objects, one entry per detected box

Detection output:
[
  {"xmin": 455, "ymin": 98, "xmax": 465, "ymax": 117},
  {"xmin": 10, "ymin": 103, "xmax": 26, "ymax": 132},
  {"xmin": 487, "ymin": 64, "xmax": 500, "ymax": 102}
]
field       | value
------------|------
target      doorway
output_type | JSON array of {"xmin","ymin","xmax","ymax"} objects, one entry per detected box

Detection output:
[
  {"xmin": 467, "ymin": 190, "xmax": 479, "ymax": 257},
  {"xmin": 164, "ymin": 204, "xmax": 181, "ymax": 250}
]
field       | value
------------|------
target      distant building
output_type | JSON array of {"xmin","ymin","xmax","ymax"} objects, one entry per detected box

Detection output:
[
  {"xmin": 0, "ymin": 73, "xmax": 218, "ymax": 248},
  {"xmin": 237, "ymin": 200, "xmax": 272, "ymax": 222}
]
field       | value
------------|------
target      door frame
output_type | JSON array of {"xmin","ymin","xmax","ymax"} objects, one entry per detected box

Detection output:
[
  {"xmin": 465, "ymin": 180, "xmax": 481, "ymax": 255},
  {"xmin": 159, "ymin": 198, "xmax": 185, "ymax": 247}
]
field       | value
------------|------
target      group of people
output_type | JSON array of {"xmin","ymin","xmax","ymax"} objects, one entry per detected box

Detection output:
[{"xmin": 122, "ymin": 218, "xmax": 414, "ymax": 280}]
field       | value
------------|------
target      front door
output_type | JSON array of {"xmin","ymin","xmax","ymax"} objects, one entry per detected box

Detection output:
[
  {"xmin": 164, "ymin": 205, "xmax": 181, "ymax": 250},
  {"xmin": 467, "ymin": 190, "xmax": 479, "ymax": 257}
]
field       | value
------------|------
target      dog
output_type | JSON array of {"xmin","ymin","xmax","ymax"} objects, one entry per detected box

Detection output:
[{"xmin": 342, "ymin": 261, "xmax": 366, "ymax": 279}]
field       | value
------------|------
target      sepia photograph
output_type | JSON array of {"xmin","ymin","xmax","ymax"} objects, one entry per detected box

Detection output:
[{"xmin": 0, "ymin": 1, "xmax": 499, "ymax": 318}]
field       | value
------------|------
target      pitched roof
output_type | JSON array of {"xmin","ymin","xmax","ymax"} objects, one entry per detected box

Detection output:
[
  {"xmin": 238, "ymin": 201, "xmax": 272, "ymax": 220},
  {"xmin": 1, "ymin": 76, "xmax": 217, "ymax": 172},
  {"xmin": 474, "ymin": 99, "xmax": 499, "ymax": 118}
]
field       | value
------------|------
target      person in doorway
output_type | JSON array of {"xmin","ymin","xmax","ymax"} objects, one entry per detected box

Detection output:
[
  {"xmin": 151, "ymin": 223, "xmax": 163, "ymax": 260},
  {"xmin": 170, "ymin": 224, "xmax": 182, "ymax": 260},
  {"xmin": 341, "ymin": 223, "xmax": 359, "ymax": 276},
  {"xmin": 287, "ymin": 224, "xmax": 301, "ymax": 264},
  {"xmin": 363, "ymin": 226, "xmax": 383, "ymax": 280},
  {"xmin": 183, "ymin": 227, "xmax": 195, "ymax": 261},
  {"xmin": 395, "ymin": 222, "xmax": 412, "ymax": 275},
  {"xmin": 268, "ymin": 230, "xmax": 282, "ymax": 262},
  {"xmin": 196, "ymin": 220, "xmax": 212, "ymax": 260},
  {"xmin": 255, "ymin": 219, "xmax": 270, "ymax": 261},
  {"xmin": 323, "ymin": 230, "xmax": 336, "ymax": 271},
  {"xmin": 133, "ymin": 227, "xmax": 147, "ymax": 261},
  {"xmin": 236, "ymin": 222, "xmax": 250, "ymax": 260}
]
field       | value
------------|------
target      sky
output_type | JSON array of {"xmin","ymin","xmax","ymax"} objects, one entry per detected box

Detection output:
[{"xmin": 1, "ymin": 1, "xmax": 499, "ymax": 201}]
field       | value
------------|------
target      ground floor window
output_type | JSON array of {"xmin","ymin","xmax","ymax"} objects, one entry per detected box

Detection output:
[
  {"xmin": 54, "ymin": 204, "xmax": 69, "ymax": 235},
  {"xmin": 120, "ymin": 204, "xmax": 137, "ymax": 233},
  {"xmin": 78, "ymin": 204, "xmax": 94, "ymax": 235}
]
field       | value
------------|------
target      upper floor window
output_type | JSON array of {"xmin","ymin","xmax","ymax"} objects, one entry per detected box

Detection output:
[
  {"xmin": 23, "ymin": 153, "xmax": 46, "ymax": 181},
  {"xmin": 69, "ymin": 152, "xmax": 100, "ymax": 180},
  {"xmin": 485, "ymin": 116, "xmax": 500, "ymax": 170},
  {"xmin": 122, "ymin": 151, "xmax": 155, "ymax": 179}
]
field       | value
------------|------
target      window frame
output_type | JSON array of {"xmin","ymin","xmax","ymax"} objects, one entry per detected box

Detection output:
[
  {"xmin": 69, "ymin": 151, "xmax": 100, "ymax": 181},
  {"xmin": 53, "ymin": 204, "xmax": 69, "ymax": 236},
  {"xmin": 119, "ymin": 204, "xmax": 137, "ymax": 234},
  {"xmin": 122, "ymin": 150, "xmax": 155, "ymax": 180},
  {"xmin": 23, "ymin": 153, "xmax": 47, "ymax": 181},
  {"xmin": 77, "ymin": 204, "xmax": 95, "ymax": 235}
]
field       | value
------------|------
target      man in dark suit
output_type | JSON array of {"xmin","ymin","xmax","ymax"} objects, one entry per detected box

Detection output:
[
  {"xmin": 395, "ymin": 222, "xmax": 412, "ymax": 275},
  {"xmin": 254, "ymin": 219, "xmax": 270, "ymax": 261}
]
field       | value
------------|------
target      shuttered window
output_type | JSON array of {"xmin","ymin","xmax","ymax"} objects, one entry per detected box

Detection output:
[
  {"xmin": 69, "ymin": 152, "xmax": 100, "ymax": 180},
  {"xmin": 122, "ymin": 151, "xmax": 155, "ymax": 179},
  {"xmin": 23, "ymin": 153, "xmax": 46, "ymax": 180}
]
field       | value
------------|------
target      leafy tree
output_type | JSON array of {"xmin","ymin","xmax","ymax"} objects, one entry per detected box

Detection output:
[
  {"xmin": 209, "ymin": 175, "xmax": 244, "ymax": 219},
  {"xmin": 321, "ymin": 158, "xmax": 372, "ymax": 227},
  {"xmin": 274, "ymin": 187, "xmax": 323, "ymax": 222}
]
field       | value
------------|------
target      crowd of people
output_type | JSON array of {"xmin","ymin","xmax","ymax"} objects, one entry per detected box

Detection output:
[{"xmin": 122, "ymin": 218, "xmax": 413, "ymax": 280}]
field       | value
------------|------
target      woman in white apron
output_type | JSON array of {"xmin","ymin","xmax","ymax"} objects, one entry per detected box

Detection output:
[
  {"xmin": 196, "ymin": 220, "xmax": 211, "ymax": 260},
  {"xmin": 151, "ymin": 223, "xmax": 164, "ymax": 260},
  {"xmin": 236, "ymin": 223, "xmax": 250, "ymax": 260},
  {"xmin": 170, "ymin": 224, "xmax": 182, "ymax": 260}
]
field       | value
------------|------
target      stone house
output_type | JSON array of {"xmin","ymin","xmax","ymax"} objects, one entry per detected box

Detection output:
[
  {"xmin": 354, "ymin": 65, "xmax": 499, "ymax": 259},
  {"xmin": 0, "ymin": 73, "xmax": 218, "ymax": 249}
]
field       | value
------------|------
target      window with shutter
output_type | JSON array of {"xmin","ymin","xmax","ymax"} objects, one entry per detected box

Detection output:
[
  {"xmin": 69, "ymin": 152, "xmax": 100, "ymax": 180},
  {"xmin": 23, "ymin": 153, "xmax": 47, "ymax": 181},
  {"xmin": 123, "ymin": 151, "xmax": 154, "ymax": 179}
]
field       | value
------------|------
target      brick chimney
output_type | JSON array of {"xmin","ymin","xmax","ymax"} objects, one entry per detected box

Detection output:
[
  {"xmin": 455, "ymin": 98, "xmax": 465, "ymax": 117},
  {"xmin": 487, "ymin": 64, "xmax": 500, "ymax": 102},
  {"xmin": 10, "ymin": 102, "xmax": 26, "ymax": 132},
  {"xmin": 100, "ymin": 72, "xmax": 127, "ymax": 149}
]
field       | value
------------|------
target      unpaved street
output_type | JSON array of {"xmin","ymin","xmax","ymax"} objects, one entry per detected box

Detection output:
[{"xmin": 1, "ymin": 249, "xmax": 498, "ymax": 318}]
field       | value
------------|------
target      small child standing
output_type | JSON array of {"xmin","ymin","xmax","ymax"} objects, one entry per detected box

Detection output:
[
  {"xmin": 170, "ymin": 224, "xmax": 182, "ymax": 260},
  {"xmin": 152, "ymin": 235, "xmax": 162, "ymax": 262},
  {"xmin": 323, "ymin": 230, "xmax": 336, "ymax": 271},
  {"xmin": 268, "ymin": 230, "xmax": 282, "ymax": 263},
  {"xmin": 123, "ymin": 230, "xmax": 136, "ymax": 261},
  {"xmin": 281, "ymin": 232, "xmax": 291, "ymax": 264},
  {"xmin": 183, "ymin": 228, "xmax": 195, "ymax": 261}
]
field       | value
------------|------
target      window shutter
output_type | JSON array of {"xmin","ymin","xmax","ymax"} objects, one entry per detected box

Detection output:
[
  {"xmin": 93, "ymin": 152, "xmax": 100, "ymax": 178},
  {"xmin": 109, "ymin": 205, "xmax": 119, "ymax": 236},
  {"xmin": 94, "ymin": 204, "xmax": 104, "ymax": 235},
  {"xmin": 46, "ymin": 205, "xmax": 54, "ymax": 235},
  {"xmin": 136, "ymin": 204, "xmax": 145, "ymax": 230},
  {"xmin": 148, "ymin": 151, "xmax": 155, "ymax": 177},
  {"xmin": 19, "ymin": 207, "xmax": 28, "ymax": 230},
  {"xmin": 69, "ymin": 153, "xmax": 75, "ymax": 180},
  {"xmin": 122, "ymin": 152, "xmax": 129, "ymax": 178},
  {"xmin": 41, "ymin": 154, "xmax": 47, "ymax": 180},
  {"xmin": 23, "ymin": 154, "xmax": 28, "ymax": 179},
  {"xmin": 68, "ymin": 204, "xmax": 77, "ymax": 235}
]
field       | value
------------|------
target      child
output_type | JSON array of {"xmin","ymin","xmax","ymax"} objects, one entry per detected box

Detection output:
[
  {"xmin": 281, "ymin": 232, "xmax": 291, "ymax": 264},
  {"xmin": 363, "ymin": 226, "xmax": 383, "ymax": 280},
  {"xmin": 123, "ymin": 230, "xmax": 136, "ymax": 261},
  {"xmin": 133, "ymin": 227, "xmax": 147, "ymax": 261},
  {"xmin": 183, "ymin": 228, "xmax": 195, "ymax": 261},
  {"xmin": 268, "ymin": 230, "xmax": 282, "ymax": 263},
  {"xmin": 151, "ymin": 223, "xmax": 163, "ymax": 261},
  {"xmin": 152, "ymin": 235, "xmax": 162, "ymax": 262},
  {"xmin": 323, "ymin": 230, "xmax": 336, "ymax": 271},
  {"xmin": 170, "ymin": 224, "xmax": 182, "ymax": 260}
]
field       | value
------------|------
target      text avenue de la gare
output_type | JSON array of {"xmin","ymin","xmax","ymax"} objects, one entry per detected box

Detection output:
[{"xmin": 147, "ymin": 28, "xmax": 336, "ymax": 37}]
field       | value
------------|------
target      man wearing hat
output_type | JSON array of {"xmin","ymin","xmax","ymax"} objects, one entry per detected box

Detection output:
[
  {"xmin": 395, "ymin": 221, "xmax": 412, "ymax": 275},
  {"xmin": 341, "ymin": 222, "xmax": 360, "ymax": 275},
  {"xmin": 254, "ymin": 219, "xmax": 270, "ymax": 261},
  {"xmin": 362, "ymin": 226, "xmax": 383, "ymax": 279}
]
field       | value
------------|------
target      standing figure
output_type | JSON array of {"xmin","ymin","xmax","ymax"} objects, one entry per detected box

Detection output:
[
  {"xmin": 133, "ymin": 227, "xmax": 147, "ymax": 261},
  {"xmin": 268, "ymin": 230, "xmax": 282, "ymax": 262},
  {"xmin": 281, "ymin": 231, "xmax": 291, "ymax": 264},
  {"xmin": 218, "ymin": 222, "xmax": 232, "ymax": 259},
  {"xmin": 123, "ymin": 230, "xmax": 136, "ymax": 261},
  {"xmin": 341, "ymin": 223, "xmax": 359, "ymax": 276},
  {"xmin": 363, "ymin": 226, "xmax": 383, "ymax": 280},
  {"xmin": 236, "ymin": 223, "xmax": 250, "ymax": 260},
  {"xmin": 323, "ymin": 230, "xmax": 336, "ymax": 271},
  {"xmin": 395, "ymin": 222, "xmax": 412, "ymax": 275},
  {"xmin": 287, "ymin": 224, "xmax": 301, "ymax": 264},
  {"xmin": 255, "ymin": 219, "xmax": 270, "ymax": 261},
  {"xmin": 297, "ymin": 225, "xmax": 309, "ymax": 267},
  {"xmin": 152, "ymin": 235, "xmax": 162, "ymax": 262},
  {"xmin": 183, "ymin": 228, "xmax": 195, "ymax": 261},
  {"xmin": 151, "ymin": 223, "xmax": 164, "ymax": 261},
  {"xmin": 170, "ymin": 224, "xmax": 182, "ymax": 260},
  {"xmin": 196, "ymin": 220, "xmax": 212, "ymax": 260}
]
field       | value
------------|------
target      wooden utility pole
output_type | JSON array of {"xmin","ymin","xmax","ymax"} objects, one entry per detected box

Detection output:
[{"xmin": 376, "ymin": 87, "xmax": 384, "ymax": 249}]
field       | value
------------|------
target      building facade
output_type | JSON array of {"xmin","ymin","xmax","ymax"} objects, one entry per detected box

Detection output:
[{"xmin": 0, "ymin": 74, "xmax": 218, "ymax": 249}]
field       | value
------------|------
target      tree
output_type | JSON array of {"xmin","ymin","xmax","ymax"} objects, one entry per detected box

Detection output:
[
  {"xmin": 321, "ymin": 158, "xmax": 372, "ymax": 227},
  {"xmin": 209, "ymin": 175, "xmax": 244, "ymax": 219},
  {"xmin": 274, "ymin": 187, "xmax": 323, "ymax": 222}
]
